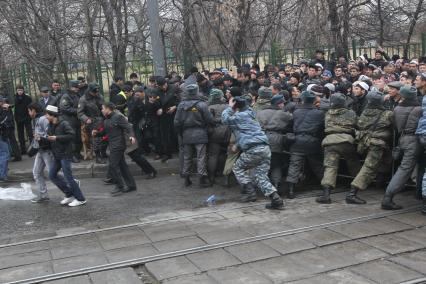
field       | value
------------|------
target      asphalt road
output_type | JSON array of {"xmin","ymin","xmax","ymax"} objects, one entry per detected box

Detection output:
[{"xmin": 0, "ymin": 174, "xmax": 242, "ymax": 241}]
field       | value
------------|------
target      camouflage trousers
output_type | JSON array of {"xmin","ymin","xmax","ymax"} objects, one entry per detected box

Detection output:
[
  {"xmin": 232, "ymin": 144, "xmax": 276, "ymax": 196},
  {"xmin": 321, "ymin": 143, "xmax": 361, "ymax": 188},
  {"xmin": 351, "ymin": 145, "xmax": 384, "ymax": 190}
]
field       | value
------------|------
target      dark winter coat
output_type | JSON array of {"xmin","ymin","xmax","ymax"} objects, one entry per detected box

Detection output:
[
  {"xmin": 174, "ymin": 95, "xmax": 214, "ymax": 145},
  {"xmin": 393, "ymin": 99, "xmax": 421, "ymax": 149},
  {"xmin": 39, "ymin": 96, "xmax": 57, "ymax": 111},
  {"xmin": 290, "ymin": 103, "xmax": 325, "ymax": 154},
  {"xmin": 59, "ymin": 90, "xmax": 80, "ymax": 127},
  {"xmin": 14, "ymin": 93, "xmax": 32, "ymax": 123},
  {"xmin": 77, "ymin": 93, "xmax": 103, "ymax": 124},
  {"xmin": 352, "ymin": 94, "xmax": 368, "ymax": 116},
  {"xmin": 45, "ymin": 119, "xmax": 75, "ymax": 159},
  {"xmin": 208, "ymin": 102, "xmax": 230, "ymax": 144},
  {"xmin": 96, "ymin": 111, "xmax": 134, "ymax": 152},
  {"xmin": 256, "ymin": 106, "xmax": 292, "ymax": 153},
  {"xmin": 109, "ymin": 83, "xmax": 121, "ymax": 100}
]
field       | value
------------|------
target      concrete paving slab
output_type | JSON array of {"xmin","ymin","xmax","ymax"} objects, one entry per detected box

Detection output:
[
  {"xmin": 90, "ymin": 267, "xmax": 141, "ymax": 284},
  {"xmin": 163, "ymin": 272, "xmax": 218, "ymax": 284},
  {"xmin": 0, "ymin": 241, "xmax": 49, "ymax": 257},
  {"xmin": 287, "ymin": 269, "xmax": 376, "ymax": 284},
  {"xmin": 52, "ymin": 253, "xmax": 108, "ymax": 273},
  {"xmin": 142, "ymin": 221, "xmax": 196, "ymax": 242},
  {"xmin": 260, "ymin": 234, "xmax": 316, "ymax": 255},
  {"xmin": 145, "ymin": 256, "xmax": 201, "ymax": 280},
  {"xmin": 0, "ymin": 261, "xmax": 53, "ymax": 283},
  {"xmin": 49, "ymin": 235, "xmax": 104, "ymax": 259},
  {"xmin": 153, "ymin": 236, "xmax": 206, "ymax": 253},
  {"xmin": 197, "ymin": 228, "xmax": 252, "ymax": 244},
  {"xmin": 350, "ymin": 259, "xmax": 423, "ymax": 284},
  {"xmin": 224, "ymin": 242, "xmax": 280, "ymax": 263},
  {"xmin": 296, "ymin": 228, "xmax": 350, "ymax": 246},
  {"xmin": 9, "ymin": 232, "xmax": 57, "ymax": 243},
  {"xmin": 188, "ymin": 219, "xmax": 241, "ymax": 235},
  {"xmin": 329, "ymin": 217, "xmax": 413, "ymax": 239},
  {"xmin": 96, "ymin": 227, "xmax": 151, "ymax": 250},
  {"xmin": 390, "ymin": 250, "xmax": 426, "ymax": 275},
  {"xmin": 387, "ymin": 212, "xmax": 426, "ymax": 227},
  {"xmin": 45, "ymin": 275, "xmax": 91, "ymax": 284},
  {"xmin": 0, "ymin": 249, "xmax": 50, "ymax": 270},
  {"xmin": 207, "ymin": 265, "xmax": 274, "ymax": 284},
  {"xmin": 180, "ymin": 213, "xmax": 225, "ymax": 225},
  {"xmin": 186, "ymin": 248, "xmax": 241, "ymax": 271},
  {"xmin": 239, "ymin": 220, "xmax": 295, "ymax": 235},
  {"xmin": 248, "ymin": 254, "xmax": 315, "ymax": 282},
  {"xmin": 105, "ymin": 244, "xmax": 158, "ymax": 263},
  {"xmin": 320, "ymin": 241, "xmax": 388, "ymax": 266},
  {"xmin": 392, "ymin": 227, "xmax": 426, "ymax": 246},
  {"xmin": 360, "ymin": 233, "xmax": 425, "ymax": 254}
]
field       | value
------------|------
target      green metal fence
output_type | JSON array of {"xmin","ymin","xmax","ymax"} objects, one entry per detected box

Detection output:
[{"xmin": 2, "ymin": 39, "xmax": 425, "ymax": 102}]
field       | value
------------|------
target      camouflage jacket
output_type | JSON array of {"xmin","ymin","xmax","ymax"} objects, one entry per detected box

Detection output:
[
  {"xmin": 356, "ymin": 108, "xmax": 393, "ymax": 148},
  {"xmin": 322, "ymin": 108, "xmax": 357, "ymax": 147}
]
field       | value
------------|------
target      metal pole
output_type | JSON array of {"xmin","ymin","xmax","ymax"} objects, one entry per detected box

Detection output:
[{"xmin": 147, "ymin": 0, "xmax": 166, "ymax": 76}]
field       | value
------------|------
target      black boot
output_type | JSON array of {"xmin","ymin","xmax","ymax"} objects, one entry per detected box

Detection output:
[
  {"xmin": 346, "ymin": 186, "xmax": 367, "ymax": 204},
  {"xmin": 422, "ymin": 198, "xmax": 426, "ymax": 216},
  {"xmin": 316, "ymin": 186, "xmax": 332, "ymax": 204},
  {"xmin": 184, "ymin": 175, "xmax": 192, "ymax": 187},
  {"xmin": 287, "ymin": 183, "xmax": 295, "ymax": 199},
  {"xmin": 145, "ymin": 170, "xmax": 157, "ymax": 180},
  {"xmin": 240, "ymin": 183, "xmax": 257, "ymax": 202},
  {"xmin": 274, "ymin": 182, "xmax": 283, "ymax": 197},
  {"xmin": 381, "ymin": 194, "xmax": 403, "ymax": 210},
  {"xmin": 95, "ymin": 152, "xmax": 106, "ymax": 164},
  {"xmin": 199, "ymin": 175, "xmax": 212, "ymax": 188},
  {"xmin": 265, "ymin": 192, "xmax": 285, "ymax": 210},
  {"xmin": 103, "ymin": 178, "xmax": 115, "ymax": 185}
]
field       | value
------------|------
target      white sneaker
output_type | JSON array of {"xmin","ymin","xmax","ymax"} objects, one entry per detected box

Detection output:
[
  {"xmin": 60, "ymin": 197, "xmax": 75, "ymax": 205},
  {"xmin": 68, "ymin": 200, "xmax": 87, "ymax": 207}
]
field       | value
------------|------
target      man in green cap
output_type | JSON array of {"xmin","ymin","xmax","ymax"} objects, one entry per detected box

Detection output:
[
  {"xmin": 77, "ymin": 82, "xmax": 105, "ymax": 163},
  {"xmin": 382, "ymin": 86, "xmax": 422, "ymax": 210},
  {"xmin": 60, "ymin": 80, "xmax": 83, "ymax": 162}
]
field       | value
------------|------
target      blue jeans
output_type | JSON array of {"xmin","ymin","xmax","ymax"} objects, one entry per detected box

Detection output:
[
  {"xmin": 0, "ymin": 139, "xmax": 10, "ymax": 179},
  {"xmin": 49, "ymin": 157, "xmax": 85, "ymax": 201}
]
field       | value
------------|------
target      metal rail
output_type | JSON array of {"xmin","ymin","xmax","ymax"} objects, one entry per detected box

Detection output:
[
  {"xmin": 400, "ymin": 278, "xmax": 426, "ymax": 284},
  {"xmin": 0, "ymin": 188, "xmax": 343, "ymax": 249},
  {"xmin": 4, "ymin": 206, "xmax": 420, "ymax": 284}
]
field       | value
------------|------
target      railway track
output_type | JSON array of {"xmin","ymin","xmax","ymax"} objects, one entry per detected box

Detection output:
[{"xmin": 3, "ymin": 205, "xmax": 421, "ymax": 284}]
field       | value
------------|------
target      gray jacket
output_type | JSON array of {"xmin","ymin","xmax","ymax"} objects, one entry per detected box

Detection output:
[
  {"xmin": 174, "ymin": 96, "xmax": 214, "ymax": 144},
  {"xmin": 256, "ymin": 106, "xmax": 292, "ymax": 153}
]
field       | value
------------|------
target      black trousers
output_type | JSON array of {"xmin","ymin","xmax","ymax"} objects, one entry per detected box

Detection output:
[
  {"xmin": 109, "ymin": 150, "xmax": 136, "ymax": 189},
  {"xmin": 17, "ymin": 121, "xmax": 33, "ymax": 151},
  {"xmin": 128, "ymin": 148, "xmax": 156, "ymax": 174},
  {"xmin": 6, "ymin": 129, "xmax": 21, "ymax": 158}
]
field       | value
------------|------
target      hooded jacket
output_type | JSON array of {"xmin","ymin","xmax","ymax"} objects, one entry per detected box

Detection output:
[{"xmin": 222, "ymin": 106, "xmax": 269, "ymax": 151}]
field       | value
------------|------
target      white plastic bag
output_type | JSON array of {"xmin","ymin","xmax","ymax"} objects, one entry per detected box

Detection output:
[{"xmin": 0, "ymin": 183, "xmax": 36, "ymax": 201}]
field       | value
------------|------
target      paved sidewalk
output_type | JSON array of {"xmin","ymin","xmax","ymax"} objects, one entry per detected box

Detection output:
[{"xmin": 0, "ymin": 188, "xmax": 424, "ymax": 283}]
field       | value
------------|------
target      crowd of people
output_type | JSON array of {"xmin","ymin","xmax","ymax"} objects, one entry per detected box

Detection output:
[{"xmin": 1, "ymin": 48, "xmax": 426, "ymax": 213}]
